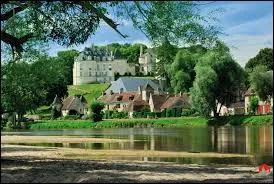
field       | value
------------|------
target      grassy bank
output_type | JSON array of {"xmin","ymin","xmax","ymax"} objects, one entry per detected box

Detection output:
[
  {"xmin": 28, "ymin": 115, "xmax": 272, "ymax": 129},
  {"xmin": 30, "ymin": 117, "xmax": 207, "ymax": 129},
  {"xmin": 68, "ymin": 83, "xmax": 110, "ymax": 104}
]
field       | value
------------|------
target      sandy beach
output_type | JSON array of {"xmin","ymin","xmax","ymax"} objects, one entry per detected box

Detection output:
[{"xmin": 1, "ymin": 144, "xmax": 273, "ymax": 183}]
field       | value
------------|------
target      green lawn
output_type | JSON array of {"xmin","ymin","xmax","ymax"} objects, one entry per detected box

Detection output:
[{"xmin": 68, "ymin": 83, "xmax": 110, "ymax": 104}]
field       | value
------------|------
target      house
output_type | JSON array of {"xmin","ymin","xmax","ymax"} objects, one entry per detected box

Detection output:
[
  {"xmin": 227, "ymin": 101, "xmax": 245, "ymax": 115},
  {"xmin": 100, "ymin": 82, "xmax": 190, "ymax": 118},
  {"xmin": 52, "ymin": 95, "xmax": 89, "ymax": 116},
  {"xmin": 104, "ymin": 77, "xmax": 166, "ymax": 95},
  {"xmin": 244, "ymin": 88, "xmax": 272, "ymax": 115}
]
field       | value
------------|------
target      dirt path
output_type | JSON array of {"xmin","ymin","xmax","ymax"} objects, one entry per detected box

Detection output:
[{"xmin": 1, "ymin": 144, "xmax": 273, "ymax": 183}]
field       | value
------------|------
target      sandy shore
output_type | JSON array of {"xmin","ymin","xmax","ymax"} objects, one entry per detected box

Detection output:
[{"xmin": 1, "ymin": 144, "xmax": 273, "ymax": 183}]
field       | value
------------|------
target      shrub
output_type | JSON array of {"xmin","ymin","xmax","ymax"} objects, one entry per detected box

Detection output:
[
  {"xmin": 62, "ymin": 115, "xmax": 80, "ymax": 120},
  {"xmin": 250, "ymin": 96, "xmax": 259, "ymax": 114},
  {"xmin": 182, "ymin": 108, "xmax": 196, "ymax": 116},
  {"xmin": 5, "ymin": 121, "xmax": 14, "ymax": 130},
  {"xmin": 90, "ymin": 101, "xmax": 105, "ymax": 122},
  {"xmin": 39, "ymin": 114, "xmax": 52, "ymax": 120}
]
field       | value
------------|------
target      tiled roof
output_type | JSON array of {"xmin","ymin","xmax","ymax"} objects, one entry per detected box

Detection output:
[
  {"xmin": 100, "ymin": 92, "xmax": 137, "ymax": 104},
  {"xmin": 151, "ymin": 94, "xmax": 169, "ymax": 111},
  {"xmin": 160, "ymin": 94, "xmax": 190, "ymax": 110},
  {"xmin": 61, "ymin": 96, "xmax": 88, "ymax": 110},
  {"xmin": 127, "ymin": 100, "xmax": 149, "ymax": 112},
  {"xmin": 104, "ymin": 77, "xmax": 161, "ymax": 94}
]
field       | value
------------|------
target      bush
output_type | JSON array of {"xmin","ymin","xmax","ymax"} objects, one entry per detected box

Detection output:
[
  {"xmin": 39, "ymin": 114, "xmax": 52, "ymax": 120},
  {"xmin": 182, "ymin": 108, "xmax": 196, "ymax": 116},
  {"xmin": 250, "ymin": 96, "xmax": 259, "ymax": 113},
  {"xmin": 90, "ymin": 101, "xmax": 105, "ymax": 122},
  {"xmin": 5, "ymin": 121, "xmax": 14, "ymax": 130},
  {"xmin": 61, "ymin": 115, "xmax": 80, "ymax": 120}
]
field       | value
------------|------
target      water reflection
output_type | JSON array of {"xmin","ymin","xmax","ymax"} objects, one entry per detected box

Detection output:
[{"xmin": 2, "ymin": 126, "xmax": 273, "ymax": 165}]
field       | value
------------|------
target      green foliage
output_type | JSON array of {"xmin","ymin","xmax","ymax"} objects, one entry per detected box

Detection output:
[
  {"xmin": 190, "ymin": 42, "xmax": 245, "ymax": 118},
  {"xmin": 51, "ymin": 107, "xmax": 61, "ymax": 119},
  {"xmin": 250, "ymin": 97, "xmax": 259, "ymax": 114},
  {"xmin": 39, "ymin": 114, "xmax": 52, "ymax": 120},
  {"xmin": 181, "ymin": 108, "xmax": 197, "ymax": 116},
  {"xmin": 5, "ymin": 121, "xmax": 14, "ymax": 130},
  {"xmin": 90, "ymin": 101, "xmax": 104, "ymax": 122},
  {"xmin": 58, "ymin": 115, "xmax": 80, "ymax": 120},
  {"xmin": 245, "ymin": 48, "xmax": 273, "ymax": 72},
  {"xmin": 249, "ymin": 66, "xmax": 273, "ymax": 101},
  {"xmin": 68, "ymin": 83, "xmax": 110, "ymax": 105}
]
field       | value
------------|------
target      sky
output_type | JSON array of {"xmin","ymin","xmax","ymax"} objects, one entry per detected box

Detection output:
[{"xmin": 47, "ymin": 1, "xmax": 273, "ymax": 67}]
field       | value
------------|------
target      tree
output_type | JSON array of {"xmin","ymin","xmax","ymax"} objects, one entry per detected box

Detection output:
[
  {"xmin": 250, "ymin": 96, "xmax": 259, "ymax": 114},
  {"xmin": 190, "ymin": 42, "xmax": 245, "ymax": 118},
  {"xmin": 167, "ymin": 45, "xmax": 207, "ymax": 93},
  {"xmin": 1, "ymin": 1, "xmax": 221, "ymax": 60},
  {"xmin": 155, "ymin": 38, "xmax": 178, "ymax": 83},
  {"xmin": 56, "ymin": 50, "xmax": 79, "ymax": 85},
  {"xmin": 249, "ymin": 65, "xmax": 273, "ymax": 101},
  {"xmin": 90, "ymin": 101, "xmax": 104, "ymax": 122},
  {"xmin": 245, "ymin": 48, "xmax": 273, "ymax": 72}
]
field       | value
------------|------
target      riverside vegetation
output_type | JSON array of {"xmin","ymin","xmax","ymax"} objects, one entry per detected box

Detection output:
[{"xmin": 27, "ymin": 115, "xmax": 272, "ymax": 129}]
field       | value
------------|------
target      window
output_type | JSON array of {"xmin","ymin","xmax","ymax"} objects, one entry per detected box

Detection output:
[
  {"xmin": 89, "ymin": 68, "xmax": 91, "ymax": 70},
  {"xmin": 97, "ymin": 64, "xmax": 99, "ymax": 70},
  {"xmin": 89, "ymin": 71, "xmax": 92, "ymax": 77},
  {"xmin": 116, "ymin": 104, "xmax": 120, "ymax": 108},
  {"xmin": 80, "ymin": 72, "xmax": 82, "ymax": 77},
  {"xmin": 80, "ymin": 68, "xmax": 82, "ymax": 70}
]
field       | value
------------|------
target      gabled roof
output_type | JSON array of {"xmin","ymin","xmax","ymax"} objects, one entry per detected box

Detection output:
[
  {"xmin": 105, "ymin": 77, "xmax": 161, "ymax": 94},
  {"xmin": 127, "ymin": 100, "xmax": 149, "ymax": 112},
  {"xmin": 160, "ymin": 94, "xmax": 190, "ymax": 110},
  {"xmin": 61, "ymin": 96, "xmax": 88, "ymax": 110},
  {"xmin": 143, "ymin": 82, "xmax": 154, "ymax": 91},
  {"xmin": 150, "ymin": 94, "xmax": 169, "ymax": 111},
  {"xmin": 100, "ymin": 92, "xmax": 137, "ymax": 104}
]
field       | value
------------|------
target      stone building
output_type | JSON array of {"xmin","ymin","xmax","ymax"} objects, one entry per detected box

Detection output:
[
  {"xmin": 138, "ymin": 46, "xmax": 156, "ymax": 75},
  {"xmin": 73, "ymin": 45, "xmax": 157, "ymax": 85},
  {"xmin": 73, "ymin": 46, "xmax": 136, "ymax": 85}
]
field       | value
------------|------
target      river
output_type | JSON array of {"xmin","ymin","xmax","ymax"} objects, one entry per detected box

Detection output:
[{"xmin": 1, "ymin": 126, "xmax": 273, "ymax": 166}]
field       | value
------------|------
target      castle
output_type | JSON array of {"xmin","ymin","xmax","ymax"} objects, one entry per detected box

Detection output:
[{"xmin": 73, "ymin": 45, "xmax": 156, "ymax": 85}]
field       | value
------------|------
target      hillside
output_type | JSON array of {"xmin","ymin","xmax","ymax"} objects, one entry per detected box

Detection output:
[{"xmin": 68, "ymin": 83, "xmax": 110, "ymax": 104}]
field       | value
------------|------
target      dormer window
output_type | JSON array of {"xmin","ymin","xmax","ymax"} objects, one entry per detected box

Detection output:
[
  {"xmin": 117, "ymin": 96, "xmax": 122, "ymax": 101},
  {"xmin": 129, "ymin": 95, "xmax": 134, "ymax": 101}
]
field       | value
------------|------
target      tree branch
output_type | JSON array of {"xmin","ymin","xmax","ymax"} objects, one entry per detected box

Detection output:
[
  {"xmin": 1, "ymin": 6, "xmax": 26, "ymax": 21},
  {"xmin": 1, "ymin": 30, "xmax": 33, "ymax": 58},
  {"xmin": 76, "ymin": 1, "xmax": 128, "ymax": 38}
]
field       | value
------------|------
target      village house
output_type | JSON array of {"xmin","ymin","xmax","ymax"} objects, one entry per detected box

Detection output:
[
  {"xmin": 51, "ymin": 95, "xmax": 89, "ymax": 116},
  {"xmin": 100, "ymin": 83, "xmax": 189, "ymax": 118},
  {"xmin": 244, "ymin": 88, "xmax": 273, "ymax": 115},
  {"xmin": 73, "ymin": 45, "xmax": 157, "ymax": 85}
]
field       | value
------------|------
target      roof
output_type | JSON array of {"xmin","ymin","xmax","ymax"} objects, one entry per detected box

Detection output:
[
  {"xmin": 143, "ymin": 82, "xmax": 154, "ymax": 91},
  {"xmin": 150, "ymin": 94, "xmax": 169, "ymax": 111},
  {"xmin": 104, "ymin": 77, "xmax": 161, "ymax": 94},
  {"xmin": 244, "ymin": 88, "xmax": 255, "ymax": 96},
  {"xmin": 100, "ymin": 92, "xmax": 137, "ymax": 104},
  {"xmin": 229, "ymin": 101, "xmax": 245, "ymax": 108},
  {"xmin": 52, "ymin": 95, "xmax": 62, "ymax": 105},
  {"xmin": 160, "ymin": 94, "xmax": 190, "ymax": 110},
  {"xmin": 61, "ymin": 96, "xmax": 88, "ymax": 110},
  {"xmin": 127, "ymin": 100, "xmax": 149, "ymax": 112}
]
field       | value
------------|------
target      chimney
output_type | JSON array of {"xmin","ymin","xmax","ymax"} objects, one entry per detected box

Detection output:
[
  {"xmin": 138, "ymin": 86, "xmax": 142, "ymax": 95},
  {"xmin": 110, "ymin": 90, "xmax": 114, "ymax": 95},
  {"xmin": 139, "ymin": 45, "xmax": 143, "ymax": 57},
  {"xmin": 119, "ymin": 88, "xmax": 123, "ymax": 94}
]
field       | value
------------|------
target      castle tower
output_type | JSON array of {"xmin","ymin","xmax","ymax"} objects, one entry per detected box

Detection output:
[{"xmin": 140, "ymin": 45, "xmax": 143, "ymax": 57}]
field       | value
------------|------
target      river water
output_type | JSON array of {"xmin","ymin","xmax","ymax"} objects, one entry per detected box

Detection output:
[{"xmin": 2, "ymin": 126, "xmax": 273, "ymax": 166}]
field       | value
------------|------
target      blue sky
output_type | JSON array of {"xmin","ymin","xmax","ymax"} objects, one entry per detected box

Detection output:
[{"xmin": 47, "ymin": 1, "xmax": 273, "ymax": 67}]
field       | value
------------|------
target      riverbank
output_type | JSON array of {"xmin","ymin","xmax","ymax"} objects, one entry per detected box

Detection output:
[
  {"xmin": 28, "ymin": 115, "xmax": 273, "ymax": 129},
  {"xmin": 1, "ymin": 145, "xmax": 272, "ymax": 183}
]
